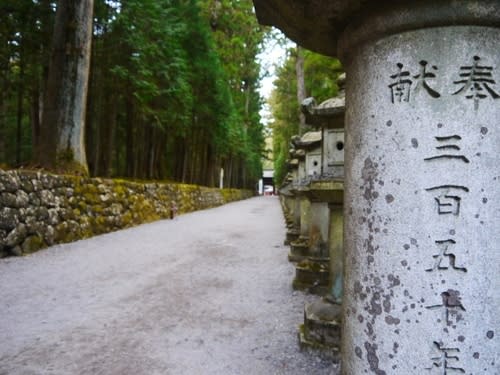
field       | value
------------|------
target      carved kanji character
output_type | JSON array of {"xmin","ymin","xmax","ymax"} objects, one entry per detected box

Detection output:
[
  {"xmin": 453, "ymin": 55, "xmax": 500, "ymax": 110},
  {"xmin": 424, "ymin": 135, "xmax": 469, "ymax": 164},
  {"xmin": 413, "ymin": 60, "xmax": 441, "ymax": 98},
  {"xmin": 426, "ymin": 289, "xmax": 466, "ymax": 326},
  {"xmin": 426, "ymin": 239, "xmax": 467, "ymax": 273},
  {"xmin": 426, "ymin": 341, "xmax": 465, "ymax": 374},
  {"xmin": 389, "ymin": 63, "xmax": 412, "ymax": 103},
  {"xmin": 425, "ymin": 185, "xmax": 469, "ymax": 216}
]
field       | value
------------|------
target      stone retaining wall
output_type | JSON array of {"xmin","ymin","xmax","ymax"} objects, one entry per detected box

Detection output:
[{"xmin": 0, "ymin": 170, "xmax": 253, "ymax": 257}]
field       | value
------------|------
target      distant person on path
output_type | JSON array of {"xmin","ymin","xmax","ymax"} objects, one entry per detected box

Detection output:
[{"xmin": 170, "ymin": 201, "xmax": 178, "ymax": 219}]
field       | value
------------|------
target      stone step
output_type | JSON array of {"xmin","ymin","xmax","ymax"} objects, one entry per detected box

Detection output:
[
  {"xmin": 284, "ymin": 228, "xmax": 300, "ymax": 245},
  {"xmin": 292, "ymin": 259, "xmax": 330, "ymax": 295},
  {"xmin": 298, "ymin": 298, "xmax": 341, "ymax": 361},
  {"xmin": 304, "ymin": 299, "xmax": 342, "ymax": 346},
  {"xmin": 288, "ymin": 237, "xmax": 309, "ymax": 262},
  {"xmin": 298, "ymin": 324, "xmax": 340, "ymax": 361}
]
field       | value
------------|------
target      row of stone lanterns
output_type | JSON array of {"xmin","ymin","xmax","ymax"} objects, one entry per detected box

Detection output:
[
  {"xmin": 256, "ymin": 1, "xmax": 498, "ymax": 373},
  {"xmin": 279, "ymin": 75, "xmax": 348, "ymax": 360}
]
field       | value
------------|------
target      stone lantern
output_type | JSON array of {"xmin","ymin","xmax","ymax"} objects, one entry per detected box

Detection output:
[
  {"xmin": 254, "ymin": 1, "xmax": 499, "ymax": 374},
  {"xmin": 296, "ymin": 78, "xmax": 346, "ymax": 359},
  {"xmin": 288, "ymin": 132, "xmax": 321, "ymax": 262},
  {"xmin": 280, "ymin": 157, "xmax": 300, "ymax": 245},
  {"xmin": 291, "ymin": 131, "xmax": 332, "ymax": 295},
  {"xmin": 278, "ymin": 173, "xmax": 294, "ymax": 241},
  {"xmin": 287, "ymin": 158, "xmax": 301, "ymax": 243},
  {"xmin": 302, "ymin": 74, "xmax": 346, "ymax": 303}
]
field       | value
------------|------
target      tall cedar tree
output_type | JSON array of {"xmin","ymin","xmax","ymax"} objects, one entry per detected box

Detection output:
[
  {"xmin": 39, "ymin": 0, "xmax": 94, "ymax": 174},
  {"xmin": 1, "ymin": 0, "xmax": 266, "ymax": 189}
]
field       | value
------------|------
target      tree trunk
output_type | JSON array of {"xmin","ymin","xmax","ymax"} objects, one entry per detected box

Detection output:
[
  {"xmin": 0, "ymin": 45, "xmax": 8, "ymax": 164},
  {"xmin": 0, "ymin": 90, "xmax": 5, "ymax": 164},
  {"xmin": 125, "ymin": 93, "xmax": 135, "ymax": 177},
  {"xmin": 16, "ymin": 50, "xmax": 25, "ymax": 166},
  {"xmin": 84, "ymin": 31, "xmax": 99, "ymax": 176},
  {"xmin": 182, "ymin": 138, "xmax": 189, "ymax": 183},
  {"xmin": 96, "ymin": 93, "xmax": 117, "ymax": 177},
  {"xmin": 30, "ymin": 82, "xmax": 41, "ymax": 162},
  {"xmin": 39, "ymin": 0, "xmax": 94, "ymax": 174},
  {"xmin": 295, "ymin": 45, "xmax": 307, "ymax": 135}
]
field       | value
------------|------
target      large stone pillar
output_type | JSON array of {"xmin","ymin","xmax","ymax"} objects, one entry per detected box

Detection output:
[
  {"xmin": 340, "ymin": 5, "xmax": 499, "ymax": 374},
  {"xmin": 253, "ymin": 1, "xmax": 499, "ymax": 374}
]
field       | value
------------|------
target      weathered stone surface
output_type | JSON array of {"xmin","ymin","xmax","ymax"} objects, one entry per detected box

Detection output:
[
  {"xmin": 340, "ymin": 5, "xmax": 500, "ymax": 375},
  {"xmin": 15, "ymin": 190, "xmax": 30, "ymax": 208},
  {"xmin": 21, "ymin": 235, "xmax": 45, "ymax": 254},
  {"xmin": 28, "ymin": 192, "xmax": 41, "ymax": 206},
  {"xmin": 58, "ymin": 208, "xmax": 75, "ymax": 221},
  {"xmin": 0, "ymin": 229, "xmax": 6, "ymax": 250},
  {"xmin": 47, "ymin": 209, "xmax": 60, "ymax": 226},
  {"xmin": 0, "ymin": 170, "xmax": 253, "ymax": 256},
  {"xmin": 293, "ymin": 259, "xmax": 330, "ymax": 295},
  {"xmin": 19, "ymin": 175, "xmax": 34, "ymax": 193},
  {"xmin": 38, "ymin": 190, "xmax": 55, "ymax": 207},
  {"xmin": 24, "ymin": 216, "xmax": 45, "ymax": 236},
  {"xmin": 34, "ymin": 207, "xmax": 49, "ymax": 221},
  {"xmin": 40, "ymin": 174, "xmax": 56, "ymax": 189},
  {"xmin": 304, "ymin": 299, "xmax": 341, "ymax": 347},
  {"xmin": 262, "ymin": 2, "xmax": 499, "ymax": 373},
  {"xmin": 45, "ymin": 225, "xmax": 55, "ymax": 245},
  {"xmin": 5, "ymin": 224, "xmax": 27, "ymax": 247},
  {"xmin": 30, "ymin": 177, "xmax": 42, "ymax": 191},
  {"xmin": 0, "ymin": 193, "xmax": 17, "ymax": 207},
  {"xmin": 9, "ymin": 245, "xmax": 23, "ymax": 256},
  {"xmin": 0, "ymin": 170, "xmax": 20, "ymax": 192},
  {"xmin": 0, "ymin": 208, "xmax": 19, "ymax": 230}
]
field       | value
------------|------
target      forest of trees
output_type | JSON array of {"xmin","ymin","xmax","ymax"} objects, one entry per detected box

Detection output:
[
  {"xmin": 269, "ymin": 46, "xmax": 343, "ymax": 185},
  {"xmin": 0, "ymin": 0, "xmax": 265, "ymax": 189}
]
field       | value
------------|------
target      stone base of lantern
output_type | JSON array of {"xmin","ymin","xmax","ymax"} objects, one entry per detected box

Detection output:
[
  {"xmin": 288, "ymin": 236, "xmax": 309, "ymax": 262},
  {"xmin": 284, "ymin": 228, "xmax": 300, "ymax": 245},
  {"xmin": 298, "ymin": 298, "xmax": 341, "ymax": 361},
  {"xmin": 292, "ymin": 258, "xmax": 329, "ymax": 295}
]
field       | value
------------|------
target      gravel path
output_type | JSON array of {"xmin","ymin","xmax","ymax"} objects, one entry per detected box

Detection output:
[{"xmin": 0, "ymin": 196, "xmax": 339, "ymax": 375}]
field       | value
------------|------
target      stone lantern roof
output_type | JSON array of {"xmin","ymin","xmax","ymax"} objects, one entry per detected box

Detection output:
[
  {"xmin": 252, "ymin": 1, "xmax": 498, "ymax": 59},
  {"xmin": 252, "ymin": 0, "xmax": 362, "ymax": 57},
  {"xmin": 301, "ymin": 74, "xmax": 345, "ymax": 129},
  {"xmin": 294, "ymin": 131, "xmax": 322, "ymax": 150},
  {"xmin": 295, "ymin": 149, "xmax": 306, "ymax": 160},
  {"xmin": 287, "ymin": 158, "xmax": 299, "ymax": 169}
]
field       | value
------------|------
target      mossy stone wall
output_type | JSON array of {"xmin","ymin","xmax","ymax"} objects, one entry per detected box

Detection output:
[{"xmin": 0, "ymin": 170, "xmax": 253, "ymax": 257}]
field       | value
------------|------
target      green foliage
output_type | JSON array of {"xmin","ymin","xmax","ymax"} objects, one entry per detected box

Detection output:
[
  {"xmin": 0, "ymin": 0, "xmax": 54, "ymax": 166},
  {"xmin": 0, "ymin": 0, "xmax": 267, "ymax": 189},
  {"xmin": 109, "ymin": 0, "xmax": 193, "ymax": 130}
]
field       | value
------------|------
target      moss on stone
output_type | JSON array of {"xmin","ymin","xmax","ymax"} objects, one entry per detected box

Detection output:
[
  {"xmin": 1, "ymin": 170, "xmax": 253, "ymax": 257},
  {"xmin": 54, "ymin": 150, "xmax": 89, "ymax": 177},
  {"xmin": 21, "ymin": 235, "xmax": 45, "ymax": 254}
]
